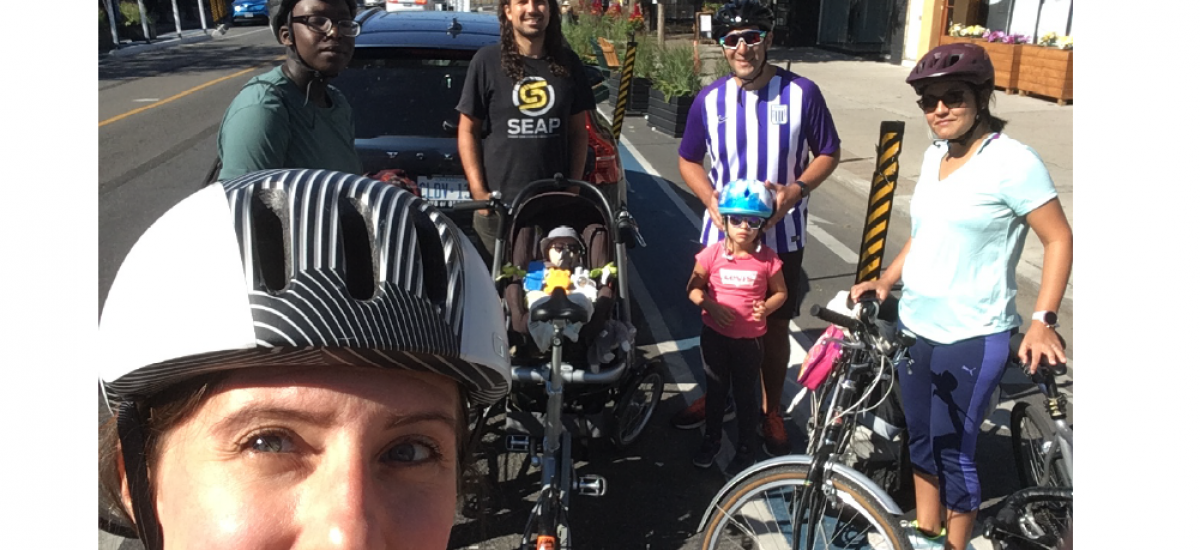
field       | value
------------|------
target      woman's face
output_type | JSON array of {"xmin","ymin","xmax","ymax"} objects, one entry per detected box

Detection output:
[
  {"xmin": 148, "ymin": 365, "xmax": 462, "ymax": 550},
  {"xmin": 919, "ymin": 80, "xmax": 980, "ymax": 140},
  {"xmin": 284, "ymin": 0, "xmax": 355, "ymax": 75}
]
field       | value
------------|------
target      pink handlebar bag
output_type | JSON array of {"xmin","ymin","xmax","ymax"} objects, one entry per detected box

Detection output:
[{"xmin": 797, "ymin": 325, "xmax": 846, "ymax": 391}]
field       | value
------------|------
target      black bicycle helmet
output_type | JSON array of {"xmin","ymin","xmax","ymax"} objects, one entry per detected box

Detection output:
[
  {"xmin": 712, "ymin": 0, "xmax": 775, "ymax": 40},
  {"xmin": 906, "ymin": 43, "xmax": 995, "ymax": 91}
]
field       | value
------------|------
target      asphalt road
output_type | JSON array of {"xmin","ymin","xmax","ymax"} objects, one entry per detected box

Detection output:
[{"xmin": 98, "ymin": 28, "xmax": 1067, "ymax": 550}]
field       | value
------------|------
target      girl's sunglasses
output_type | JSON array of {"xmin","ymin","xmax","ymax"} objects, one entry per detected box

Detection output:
[
  {"xmin": 725, "ymin": 215, "xmax": 765, "ymax": 229},
  {"xmin": 916, "ymin": 89, "xmax": 968, "ymax": 113},
  {"xmin": 719, "ymin": 30, "xmax": 768, "ymax": 50}
]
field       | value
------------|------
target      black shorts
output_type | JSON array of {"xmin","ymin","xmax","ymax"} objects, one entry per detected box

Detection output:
[{"xmin": 768, "ymin": 247, "xmax": 809, "ymax": 321}]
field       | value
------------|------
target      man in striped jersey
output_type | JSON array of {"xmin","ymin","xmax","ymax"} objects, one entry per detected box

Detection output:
[{"xmin": 674, "ymin": 0, "xmax": 841, "ymax": 457}]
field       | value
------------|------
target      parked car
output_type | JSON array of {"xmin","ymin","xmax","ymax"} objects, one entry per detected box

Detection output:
[
  {"xmin": 231, "ymin": 0, "xmax": 269, "ymax": 24},
  {"xmin": 364, "ymin": 0, "xmax": 386, "ymax": 7},
  {"xmin": 338, "ymin": 10, "xmax": 626, "ymax": 230}
]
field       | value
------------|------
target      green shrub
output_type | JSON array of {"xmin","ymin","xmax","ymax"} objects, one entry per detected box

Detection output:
[
  {"xmin": 631, "ymin": 38, "xmax": 659, "ymax": 80},
  {"xmin": 652, "ymin": 42, "xmax": 702, "ymax": 101},
  {"xmin": 118, "ymin": 1, "xmax": 155, "ymax": 26}
]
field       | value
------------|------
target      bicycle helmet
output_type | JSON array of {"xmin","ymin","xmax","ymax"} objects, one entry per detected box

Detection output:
[
  {"xmin": 906, "ymin": 43, "xmax": 995, "ymax": 91},
  {"xmin": 100, "ymin": 169, "xmax": 509, "ymax": 548},
  {"xmin": 717, "ymin": 179, "xmax": 775, "ymax": 219},
  {"xmin": 712, "ymin": 0, "xmax": 775, "ymax": 39}
]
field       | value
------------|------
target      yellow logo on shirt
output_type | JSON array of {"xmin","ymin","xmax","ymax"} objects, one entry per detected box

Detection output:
[{"xmin": 513, "ymin": 77, "xmax": 556, "ymax": 117}]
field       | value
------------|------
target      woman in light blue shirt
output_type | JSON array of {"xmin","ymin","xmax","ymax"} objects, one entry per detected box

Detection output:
[{"xmin": 850, "ymin": 43, "xmax": 1072, "ymax": 550}]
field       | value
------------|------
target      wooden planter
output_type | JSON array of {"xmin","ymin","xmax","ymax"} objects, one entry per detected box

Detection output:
[
  {"xmin": 607, "ymin": 75, "xmax": 651, "ymax": 115},
  {"xmin": 938, "ymin": 35, "xmax": 1021, "ymax": 91},
  {"xmin": 647, "ymin": 89, "xmax": 695, "ymax": 138},
  {"xmin": 1015, "ymin": 45, "xmax": 1073, "ymax": 105}
]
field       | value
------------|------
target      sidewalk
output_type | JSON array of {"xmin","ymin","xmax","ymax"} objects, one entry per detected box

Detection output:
[
  {"xmin": 696, "ymin": 42, "xmax": 1075, "ymax": 304},
  {"xmin": 102, "ymin": 26, "xmax": 222, "ymax": 58}
]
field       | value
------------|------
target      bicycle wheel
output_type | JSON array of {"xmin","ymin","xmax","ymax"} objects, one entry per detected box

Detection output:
[
  {"xmin": 1011, "ymin": 402, "xmax": 1067, "ymax": 488},
  {"xmin": 610, "ymin": 361, "xmax": 665, "ymax": 449},
  {"xmin": 700, "ymin": 463, "xmax": 912, "ymax": 550}
]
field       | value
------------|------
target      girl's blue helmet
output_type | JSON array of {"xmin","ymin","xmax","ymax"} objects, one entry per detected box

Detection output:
[{"xmin": 718, "ymin": 179, "xmax": 775, "ymax": 219}]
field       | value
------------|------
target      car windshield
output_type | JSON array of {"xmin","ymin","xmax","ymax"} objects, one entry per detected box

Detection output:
[{"xmin": 338, "ymin": 49, "xmax": 473, "ymax": 139}]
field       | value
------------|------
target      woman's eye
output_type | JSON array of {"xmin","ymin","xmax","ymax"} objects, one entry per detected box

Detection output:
[
  {"xmin": 246, "ymin": 432, "xmax": 295, "ymax": 454},
  {"xmin": 383, "ymin": 441, "xmax": 436, "ymax": 463}
]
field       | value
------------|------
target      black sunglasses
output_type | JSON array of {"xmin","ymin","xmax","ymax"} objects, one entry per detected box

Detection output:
[
  {"xmin": 719, "ymin": 30, "xmax": 767, "ymax": 50},
  {"xmin": 290, "ymin": 14, "xmax": 361, "ymax": 37},
  {"xmin": 917, "ymin": 89, "xmax": 969, "ymax": 113},
  {"xmin": 725, "ymin": 215, "xmax": 765, "ymax": 229}
]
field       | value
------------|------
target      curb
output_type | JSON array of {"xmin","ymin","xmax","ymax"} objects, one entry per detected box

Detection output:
[{"xmin": 105, "ymin": 28, "xmax": 222, "ymax": 58}]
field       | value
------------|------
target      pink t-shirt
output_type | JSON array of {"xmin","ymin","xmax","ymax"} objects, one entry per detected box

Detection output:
[{"xmin": 696, "ymin": 242, "xmax": 783, "ymax": 339}]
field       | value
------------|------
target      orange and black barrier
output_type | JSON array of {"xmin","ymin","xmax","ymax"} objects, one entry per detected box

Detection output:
[{"xmin": 855, "ymin": 121, "xmax": 904, "ymax": 284}]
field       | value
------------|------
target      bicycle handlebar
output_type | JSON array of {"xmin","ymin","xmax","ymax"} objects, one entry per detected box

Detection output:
[
  {"xmin": 451, "ymin": 200, "xmax": 493, "ymax": 212},
  {"xmin": 1008, "ymin": 332, "xmax": 1068, "ymax": 377},
  {"xmin": 810, "ymin": 304, "xmax": 859, "ymax": 331}
]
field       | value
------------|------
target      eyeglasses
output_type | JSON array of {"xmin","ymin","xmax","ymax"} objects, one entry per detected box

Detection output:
[
  {"xmin": 719, "ymin": 30, "xmax": 767, "ymax": 50},
  {"xmin": 916, "ymin": 89, "xmax": 968, "ymax": 113},
  {"xmin": 290, "ymin": 15, "xmax": 362, "ymax": 37},
  {"xmin": 549, "ymin": 243, "xmax": 582, "ymax": 253},
  {"xmin": 725, "ymin": 215, "xmax": 765, "ymax": 229}
]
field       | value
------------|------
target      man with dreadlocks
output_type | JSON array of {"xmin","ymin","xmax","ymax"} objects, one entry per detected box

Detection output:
[
  {"xmin": 216, "ymin": 0, "xmax": 362, "ymax": 180},
  {"xmin": 456, "ymin": 0, "xmax": 596, "ymax": 259}
]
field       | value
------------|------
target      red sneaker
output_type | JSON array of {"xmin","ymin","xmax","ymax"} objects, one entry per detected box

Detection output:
[
  {"xmin": 761, "ymin": 411, "xmax": 791, "ymax": 457},
  {"xmin": 671, "ymin": 394, "xmax": 736, "ymax": 430}
]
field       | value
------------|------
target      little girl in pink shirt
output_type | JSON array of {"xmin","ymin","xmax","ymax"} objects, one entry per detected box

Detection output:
[{"xmin": 686, "ymin": 179, "xmax": 787, "ymax": 473}]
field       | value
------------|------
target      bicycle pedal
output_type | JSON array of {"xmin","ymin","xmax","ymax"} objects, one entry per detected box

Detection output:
[
  {"xmin": 574, "ymin": 474, "xmax": 606, "ymax": 496},
  {"xmin": 505, "ymin": 435, "xmax": 531, "ymax": 453}
]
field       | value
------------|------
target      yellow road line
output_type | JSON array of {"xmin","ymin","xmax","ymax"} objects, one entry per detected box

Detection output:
[{"xmin": 99, "ymin": 56, "xmax": 285, "ymax": 128}]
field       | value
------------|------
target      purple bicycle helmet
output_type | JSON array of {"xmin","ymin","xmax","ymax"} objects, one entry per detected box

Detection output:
[{"xmin": 906, "ymin": 43, "xmax": 995, "ymax": 90}]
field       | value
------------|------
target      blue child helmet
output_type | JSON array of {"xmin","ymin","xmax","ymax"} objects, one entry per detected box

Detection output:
[{"xmin": 718, "ymin": 179, "xmax": 775, "ymax": 219}]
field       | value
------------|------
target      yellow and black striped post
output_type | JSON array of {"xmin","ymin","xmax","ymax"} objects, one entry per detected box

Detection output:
[
  {"xmin": 855, "ymin": 121, "xmax": 905, "ymax": 284},
  {"xmin": 610, "ymin": 33, "xmax": 638, "ymax": 142}
]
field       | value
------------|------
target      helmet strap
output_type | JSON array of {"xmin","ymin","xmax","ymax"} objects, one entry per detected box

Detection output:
[
  {"xmin": 117, "ymin": 401, "xmax": 163, "ymax": 550},
  {"xmin": 948, "ymin": 112, "xmax": 985, "ymax": 147},
  {"xmin": 285, "ymin": 14, "xmax": 333, "ymax": 107}
]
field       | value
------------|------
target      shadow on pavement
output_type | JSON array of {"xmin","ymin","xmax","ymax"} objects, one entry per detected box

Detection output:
[{"xmin": 99, "ymin": 42, "xmax": 280, "ymax": 88}]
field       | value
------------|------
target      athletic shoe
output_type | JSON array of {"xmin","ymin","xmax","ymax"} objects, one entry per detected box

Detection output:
[
  {"xmin": 902, "ymin": 520, "xmax": 947, "ymax": 550},
  {"xmin": 761, "ymin": 411, "xmax": 791, "ymax": 457},
  {"xmin": 671, "ymin": 394, "xmax": 736, "ymax": 430},
  {"xmin": 725, "ymin": 445, "xmax": 756, "ymax": 476},
  {"xmin": 693, "ymin": 436, "xmax": 720, "ymax": 469}
]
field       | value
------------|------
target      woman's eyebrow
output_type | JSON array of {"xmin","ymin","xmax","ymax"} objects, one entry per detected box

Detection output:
[
  {"xmin": 384, "ymin": 411, "xmax": 458, "ymax": 431},
  {"xmin": 212, "ymin": 407, "xmax": 337, "ymax": 434}
]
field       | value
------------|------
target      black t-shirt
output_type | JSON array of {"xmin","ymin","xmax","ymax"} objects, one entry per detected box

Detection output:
[{"xmin": 457, "ymin": 43, "xmax": 596, "ymax": 201}]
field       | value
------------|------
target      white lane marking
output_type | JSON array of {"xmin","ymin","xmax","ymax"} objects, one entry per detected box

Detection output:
[
  {"xmin": 133, "ymin": 98, "xmax": 161, "ymax": 102},
  {"xmin": 627, "ymin": 261, "xmax": 701, "ymax": 402},
  {"xmin": 651, "ymin": 336, "xmax": 701, "ymax": 354},
  {"xmin": 808, "ymin": 224, "xmax": 859, "ymax": 264}
]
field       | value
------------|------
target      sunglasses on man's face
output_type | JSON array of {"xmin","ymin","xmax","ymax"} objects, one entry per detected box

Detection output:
[
  {"xmin": 725, "ymin": 215, "xmax": 765, "ymax": 229},
  {"xmin": 916, "ymin": 89, "xmax": 969, "ymax": 113},
  {"xmin": 719, "ymin": 30, "xmax": 768, "ymax": 50}
]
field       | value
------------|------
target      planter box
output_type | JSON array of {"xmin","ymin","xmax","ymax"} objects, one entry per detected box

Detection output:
[
  {"xmin": 646, "ymin": 89, "xmax": 695, "ymax": 138},
  {"xmin": 938, "ymin": 35, "xmax": 1021, "ymax": 91},
  {"xmin": 607, "ymin": 75, "xmax": 650, "ymax": 115},
  {"xmin": 1015, "ymin": 45, "xmax": 1073, "ymax": 105}
]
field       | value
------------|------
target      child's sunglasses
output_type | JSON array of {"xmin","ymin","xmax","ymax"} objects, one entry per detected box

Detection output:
[
  {"xmin": 719, "ymin": 30, "xmax": 768, "ymax": 50},
  {"xmin": 916, "ymin": 89, "xmax": 968, "ymax": 113},
  {"xmin": 725, "ymin": 215, "xmax": 765, "ymax": 229}
]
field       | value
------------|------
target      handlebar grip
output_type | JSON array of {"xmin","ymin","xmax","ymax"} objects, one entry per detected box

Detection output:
[
  {"xmin": 1009, "ymin": 332, "xmax": 1068, "ymax": 376},
  {"xmin": 451, "ymin": 200, "xmax": 492, "ymax": 212},
  {"xmin": 810, "ymin": 304, "xmax": 858, "ymax": 329}
]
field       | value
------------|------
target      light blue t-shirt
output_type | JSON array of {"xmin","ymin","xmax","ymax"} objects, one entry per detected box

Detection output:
[{"xmin": 898, "ymin": 134, "xmax": 1058, "ymax": 344}]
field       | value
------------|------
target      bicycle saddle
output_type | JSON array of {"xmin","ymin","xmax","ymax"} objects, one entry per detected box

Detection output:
[{"xmin": 530, "ymin": 287, "xmax": 590, "ymax": 324}]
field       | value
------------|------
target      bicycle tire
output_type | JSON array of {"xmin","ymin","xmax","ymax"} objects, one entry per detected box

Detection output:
[
  {"xmin": 1011, "ymin": 402, "xmax": 1068, "ymax": 488},
  {"xmin": 700, "ymin": 463, "xmax": 913, "ymax": 550},
  {"xmin": 610, "ymin": 362, "xmax": 665, "ymax": 449}
]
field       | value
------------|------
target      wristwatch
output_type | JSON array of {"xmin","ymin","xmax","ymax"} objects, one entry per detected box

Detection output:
[
  {"xmin": 1031, "ymin": 310, "xmax": 1059, "ymax": 328},
  {"xmin": 795, "ymin": 180, "xmax": 809, "ymax": 198}
]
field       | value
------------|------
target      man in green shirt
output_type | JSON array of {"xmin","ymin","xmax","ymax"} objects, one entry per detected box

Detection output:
[{"xmin": 217, "ymin": 0, "xmax": 363, "ymax": 180}]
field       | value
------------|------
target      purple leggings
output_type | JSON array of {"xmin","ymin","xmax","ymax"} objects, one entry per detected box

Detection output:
[{"xmin": 898, "ymin": 325, "xmax": 1010, "ymax": 512}]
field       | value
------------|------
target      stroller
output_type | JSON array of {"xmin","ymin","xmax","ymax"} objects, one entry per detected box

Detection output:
[
  {"xmin": 461, "ymin": 174, "xmax": 662, "ymax": 451},
  {"xmin": 456, "ymin": 174, "xmax": 662, "ymax": 548}
]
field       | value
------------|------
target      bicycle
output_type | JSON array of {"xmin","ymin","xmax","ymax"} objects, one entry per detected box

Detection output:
[
  {"xmin": 982, "ymin": 333, "xmax": 1072, "ymax": 550},
  {"xmin": 697, "ymin": 294, "xmax": 916, "ymax": 550}
]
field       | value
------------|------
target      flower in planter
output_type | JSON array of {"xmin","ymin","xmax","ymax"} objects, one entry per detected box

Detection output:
[
  {"xmin": 590, "ymin": 0, "xmax": 603, "ymax": 16},
  {"xmin": 1002, "ymin": 34, "xmax": 1030, "ymax": 44},
  {"xmin": 1057, "ymin": 35, "xmax": 1073, "ymax": 49},
  {"xmin": 983, "ymin": 30, "xmax": 1006, "ymax": 43}
]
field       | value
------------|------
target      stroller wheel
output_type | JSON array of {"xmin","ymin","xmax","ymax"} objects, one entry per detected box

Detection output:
[{"xmin": 609, "ymin": 361, "xmax": 665, "ymax": 450}]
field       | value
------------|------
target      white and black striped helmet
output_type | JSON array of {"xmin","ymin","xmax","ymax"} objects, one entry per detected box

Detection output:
[{"xmin": 99, "ymin": 169, "xmax": 510, "ymax": 408}]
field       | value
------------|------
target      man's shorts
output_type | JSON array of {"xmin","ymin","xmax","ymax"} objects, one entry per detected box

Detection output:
[{"xmin": 768, "ymin": 247, "xmax": 810, "ymax": 321}]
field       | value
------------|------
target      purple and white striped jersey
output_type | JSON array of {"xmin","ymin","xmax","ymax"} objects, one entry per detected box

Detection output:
[{"xmin": 678, "ymin": 69, "xmax": 840, "ymax": 253}]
